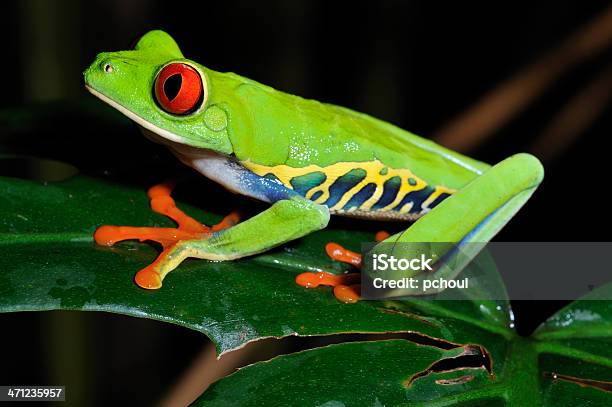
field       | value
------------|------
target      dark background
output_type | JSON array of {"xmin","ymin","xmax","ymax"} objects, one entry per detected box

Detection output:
[{"xmin": 1, "ymin": 1, "xmax": 611, "ymax": 405}]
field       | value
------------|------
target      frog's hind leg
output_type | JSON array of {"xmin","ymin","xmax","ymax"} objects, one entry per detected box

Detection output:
[
  {"xmin": 297, "ymin": 153, "xmax": 543, "ymax": 302},
  {"xmin": 94, "ymin": 182, "xmax": 240, "ymax": 288},
  {"xmin": 370, "ymin": 153, "xmax": 544, "ymax": 296}
]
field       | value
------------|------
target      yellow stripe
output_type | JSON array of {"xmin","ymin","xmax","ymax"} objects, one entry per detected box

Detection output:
[
  {"xmin": 306, "ymin": 179, "xmax": 334, "ymax": 203},
  {"xmin": 381, "ymin": 179, "xmax": 418, "ymax": 211},
  {"xmin": 241, "ymin": 159, "xmax": 456, "ymax": 212},
  {"xmin": 399, "ymin": 202, "xmax": 414, "ymax": 214},
  {"xmin": 421, "ymin": 186, "xmax": 456, "ymax": 211},
  {"xmin": 330, "ymin": 178, "xmax": 370, "ymax": 210},
  {"xmin": 361, "ymin": 183, "xmax": 385, "ymax": 210}
]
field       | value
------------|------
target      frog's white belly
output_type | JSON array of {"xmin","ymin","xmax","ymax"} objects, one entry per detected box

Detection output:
[{"xmin": 179, "ymin": 149, "xmax": 267, "ymax": 200}]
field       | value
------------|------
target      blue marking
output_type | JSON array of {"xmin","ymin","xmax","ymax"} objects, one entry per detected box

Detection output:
[
  {"xmin": 311, "ymin": 190, "xmax": 323, "ymax": 201},
  {"xmin": 429, "ymin": 192, "xmax": 452, "ymax": 209},
  {"xmin": 371, "ymin": 176, "xmax": 401, "ymax": 210},
  {"xmin": 393, "ymin": 185, "xmax": 434, "ymax": 213},
  {"xmin": 290, "ymin": 171, "xmax": 327, "ymax": 196},
  {"xmin": 344, "ymin": 183, "xmax": 377, "ymax": 210},
  {"xmin": 460, "ymin": 207, "xmax": 500, "ymax": 243},
  {"xmin": 237, "ymin": 166, "xmax": 299, "ymax": 203},
  {"xmin": 323, "ymin": 169, "xmax": 367, "ymax": 208}
]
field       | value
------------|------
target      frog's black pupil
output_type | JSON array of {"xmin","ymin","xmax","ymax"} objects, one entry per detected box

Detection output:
[{"xmin": 164, "ymin": 74, "xmax": 182, "ymax": 101}]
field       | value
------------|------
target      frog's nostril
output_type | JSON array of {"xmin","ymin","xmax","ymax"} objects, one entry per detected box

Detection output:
[{"xmin": 103, "ymin": 63, "xmax": 114, "ymax": 73}]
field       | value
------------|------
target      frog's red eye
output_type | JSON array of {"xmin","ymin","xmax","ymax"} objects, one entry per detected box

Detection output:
[{"xmin": 154, "ymin": 63, "xmax": 204, "ymax": 115}]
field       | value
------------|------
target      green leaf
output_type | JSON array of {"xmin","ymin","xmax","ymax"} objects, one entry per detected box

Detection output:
[
  {"xmin": 0, "ymin": 173, "xmax": 512, "ymax": 355},
  {"xmin": 533, "ymin": 283, "xmax": 612, "ymax": 405},
  {"xmin": 192, "ymin": 287, "xmax": 612, "ymax": 406},
  {"xmin": 2, "ymin": 104, "xmax": 611, "ymax": 405},
  {"xmin": 196, "ymin": 340, "xmax": 494, "ymax": 406}
]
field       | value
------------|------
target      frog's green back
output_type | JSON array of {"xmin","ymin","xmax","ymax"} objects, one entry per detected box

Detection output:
[{"xmin": 224, "ymin": 75, "xmax": 489, "ymax": 191}]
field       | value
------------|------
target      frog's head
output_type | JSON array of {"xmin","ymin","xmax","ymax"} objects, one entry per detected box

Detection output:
[{"xmin": 84, "ymin": 30, "xmax": 233, "ymax": 155}]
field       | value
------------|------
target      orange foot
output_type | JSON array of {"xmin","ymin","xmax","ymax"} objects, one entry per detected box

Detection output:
[
  {"xmin": 295, "ymin": 230, "xmax": 390, "ymax": 304},
  {"xmin": 94, "ymin": 182, "xmax": 240, "ymax": 289}
]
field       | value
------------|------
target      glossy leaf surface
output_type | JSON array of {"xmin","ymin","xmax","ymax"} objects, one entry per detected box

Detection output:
[{"xmin": 1, "ymin": 104, "xmax": 610, "ymax": 405}]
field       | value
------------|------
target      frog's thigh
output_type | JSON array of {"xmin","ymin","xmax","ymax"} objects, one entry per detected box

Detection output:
[
  {"xmin": 384, "ymin": 153, "xmax": 544, "ymax": 244},
  {"xmin": 371, "ymin": 153, "xmax": 543, "ymax": 295},
  {"xmin": 142, "ymin": 197, "xmax": 330, "ymax": 287}
]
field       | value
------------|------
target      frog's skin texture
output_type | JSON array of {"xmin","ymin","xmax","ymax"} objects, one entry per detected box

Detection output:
[{"xmin": 84, "ymin": 30, "xmax": 544, "ymax": 294}]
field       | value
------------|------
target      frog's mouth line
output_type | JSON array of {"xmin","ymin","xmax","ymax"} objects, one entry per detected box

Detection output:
[
  {"xmin": 85, "ymin": 84, "xmax": 230, "ymax": 167},
  {"xmin": 85, "ymin": 84, "xmax": 191, "ymax": 147}
]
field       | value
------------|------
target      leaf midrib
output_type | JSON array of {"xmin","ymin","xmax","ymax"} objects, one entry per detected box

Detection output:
[{"xmin": 0, "ymin": 233, "xmax": 93, "ymax": 244}]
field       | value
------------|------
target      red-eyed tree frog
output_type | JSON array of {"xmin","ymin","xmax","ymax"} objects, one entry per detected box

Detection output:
[{"xmin": 83, "ymin": 30, "xmax": 543, "ymax": 302}]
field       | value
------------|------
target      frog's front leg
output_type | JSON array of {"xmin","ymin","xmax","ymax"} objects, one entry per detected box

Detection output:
[
  {"xmin": 94, "ymin": 182, "xmax": 240, "ymax": 288},
  {"xmin": 95, "ymin": 183, "xmax": 236, "ymax": 247},
  {"xmin": 96, "ymin": 174, "xmax": 329, "ymax": 289},
  {"xmin": 135, "ymin": 195, "xmax": 329, "ymax": 288}
]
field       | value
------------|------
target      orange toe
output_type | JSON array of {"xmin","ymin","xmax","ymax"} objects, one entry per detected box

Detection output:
[
  {"xmin": 135, "ymin": 268, "xmax": 162, "ymax": 289},
  {"xmin": 147, "ymin": 182, "xmax": 174, "ymax": 199},
  {"xmin": 325, "ymin": 242, "xmax": 362, "ymax": 267},
  {"xmin": 333, "ymin": 284, "xmax": 361, "ymax": 304},
  {"xmin": 295, "ymin": 271, "xmax": 344, "ymax": 288},
  {"xmin": 296, "ymin": 242, "xmax": 364, "ymax": 303},
  {"xmin": 296, "ymin": 272, "xmax": 360, "ymax": 291},
  {"xmin": 375, "ymin": 230, "xmax": 390, "ymax": 241},
  {"xmin": 94, "ymin": 225, "xmax": 122, "ymax": 246},
  {"xmin": 95, "ymin": 183, "xmax": 241, "ymax": 290}
]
